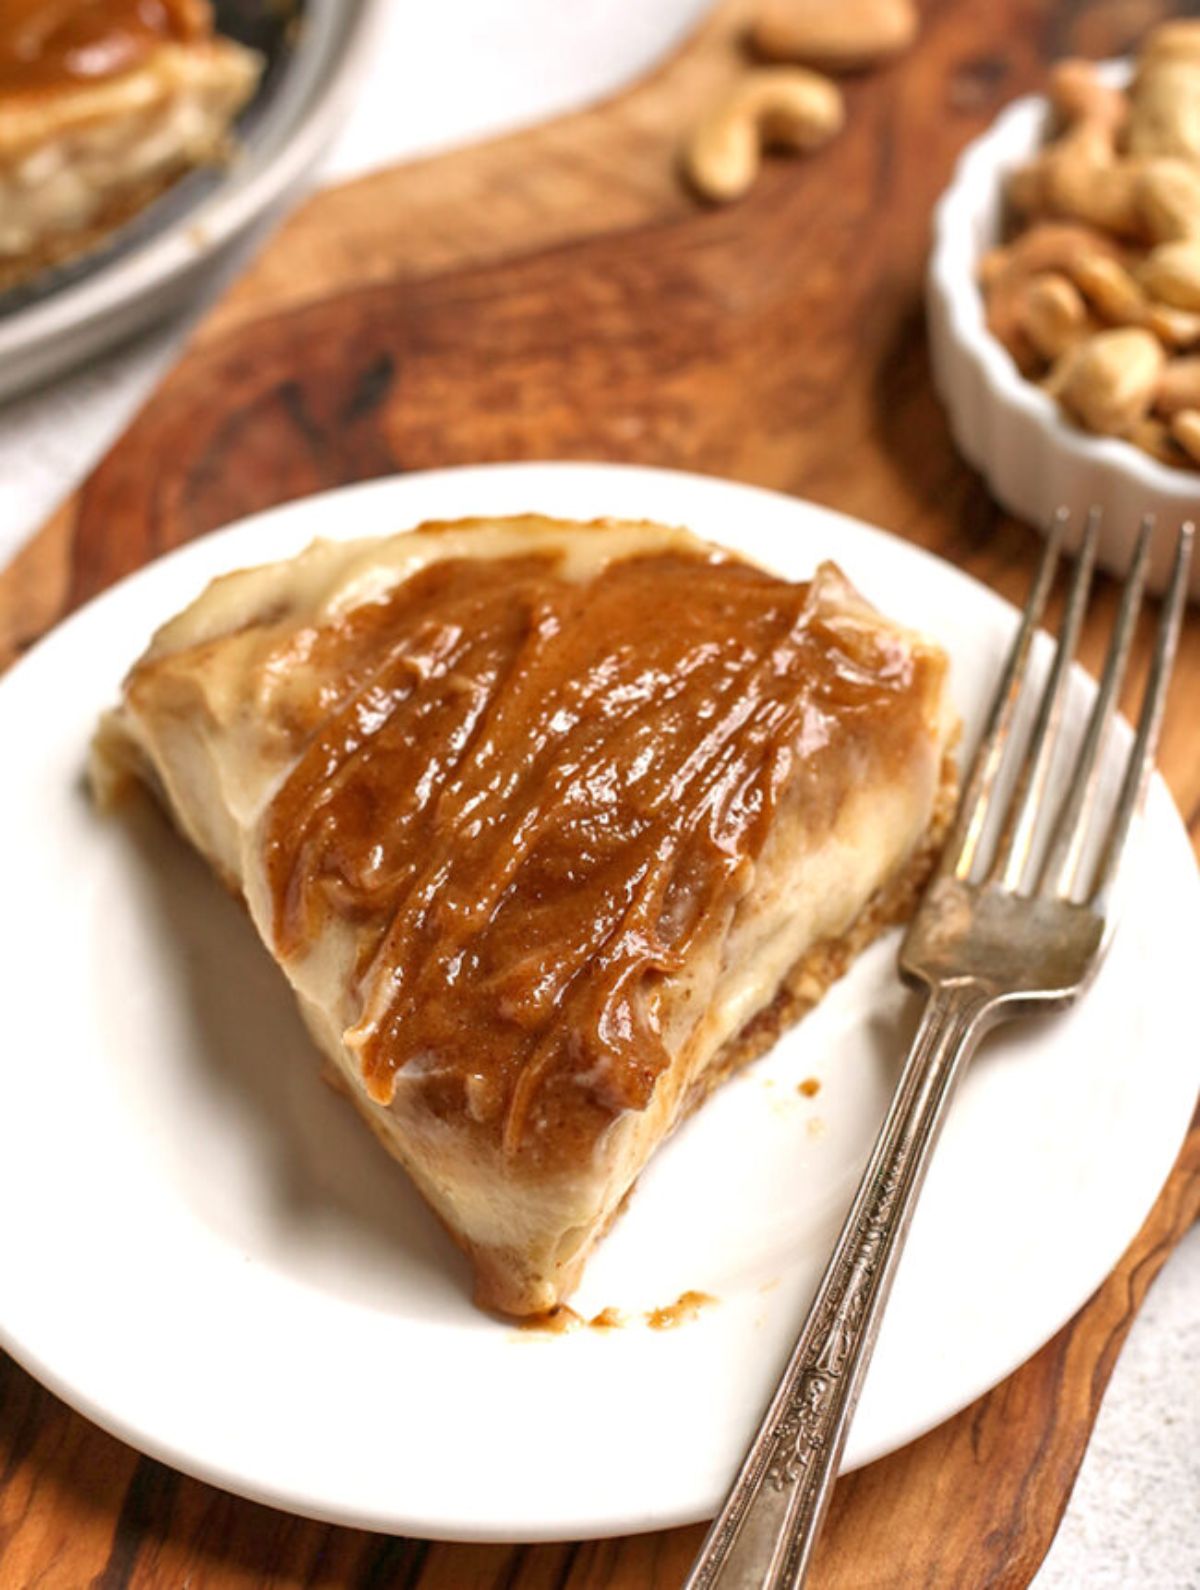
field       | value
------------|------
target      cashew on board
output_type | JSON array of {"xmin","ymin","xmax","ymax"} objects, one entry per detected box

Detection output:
[
  {"xmin": 684, "ymin": 68, "xmax": 844, "ymax": 203},
  {"xmin": 984, "ymin": 20, "xmax": 1200, "ymax": 467},
  {"xmin": 749, "ymin": 0, "xmax": 918, "ymax": 73},
  {"xmin": 682, "ymin": 0, "xmax": 920, "ymax": 206}
]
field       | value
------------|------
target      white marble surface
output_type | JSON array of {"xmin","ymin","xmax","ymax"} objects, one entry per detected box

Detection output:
[{"xmin": 1, "ymin": 4, "xmax": 1196, "ymax": 1582}]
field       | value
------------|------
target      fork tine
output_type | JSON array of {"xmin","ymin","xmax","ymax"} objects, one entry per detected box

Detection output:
[
  {"xmin": 938, "ymin": 508, "xmax": 1068, "ymax": 881},
  {"xmin": 1086, "ymin": 521, "xmax": 1194, "ymax": 905},
  {"xmin": 988, "ymin": 508, "xmax": 1100, "ymax": 890},
  {"xmin": 1037, "ymin": 517, "xmax": 1154, "ymax": 899}
]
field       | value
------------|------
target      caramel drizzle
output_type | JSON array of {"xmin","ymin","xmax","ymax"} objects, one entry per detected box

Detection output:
[{"xmin": 262, "ymin": 550, "xmax": 915, "ymax": 1156}]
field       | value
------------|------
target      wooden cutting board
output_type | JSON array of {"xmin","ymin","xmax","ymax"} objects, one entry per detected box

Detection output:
[{"xmin": 1, "ymin": 1, "xmax": 1197, "ymax": 1585}]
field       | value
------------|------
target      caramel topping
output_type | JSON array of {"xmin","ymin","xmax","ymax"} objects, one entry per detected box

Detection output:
[
  {"xmin": 262, "ymin": 548, "xmax": 928, "ymax": 1157},
  {"xmin": 0, "ymin": 0, "xmax": 207, "ymax": 96},
  {"xmin": 517, "ymin": 1297, "xmax": 707, "ymax": 1333}
]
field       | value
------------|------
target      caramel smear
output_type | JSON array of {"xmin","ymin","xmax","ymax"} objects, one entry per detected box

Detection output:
[
  {"xmin": 520, "ymin": 1291, "xmax": 717, "ymax": 1333},
  {"xmin": 0, "ymin": 0, "xmax": 206, "ymax": 96}
]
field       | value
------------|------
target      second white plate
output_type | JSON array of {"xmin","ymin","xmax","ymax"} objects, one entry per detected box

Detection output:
[{"xmin": 0, "ymin": 462, "xmax": 1196, "ymax": 1541}]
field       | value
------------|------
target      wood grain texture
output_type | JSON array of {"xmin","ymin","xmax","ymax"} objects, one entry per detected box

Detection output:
[
  {"xmin": 1, "ymin": 0, "xmax": 1197, "ymax": 1585},
  {"xmin": 0, "ymin": 1127, "xmax": 1194, "ymax": 1590}
]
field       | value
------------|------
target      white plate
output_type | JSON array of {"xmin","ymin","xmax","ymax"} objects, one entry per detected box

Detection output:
[{"xmin": 0, "ymin": 462, "xmax": 1196, "ymax": 1543}]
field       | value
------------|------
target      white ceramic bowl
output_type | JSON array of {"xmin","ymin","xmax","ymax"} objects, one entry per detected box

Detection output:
[{"xmin": 927, "ymin": 66, "xmax": 1200, "ymax": 598}]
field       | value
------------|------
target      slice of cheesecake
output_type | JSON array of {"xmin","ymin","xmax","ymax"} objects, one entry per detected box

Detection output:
[
  {"xmin": 92, "ymin": 515, "xmax": 957, "ymax": 1316},
  {"xmin": 0, "ymin": 0, "xmax": 261, "ymax": 291}
]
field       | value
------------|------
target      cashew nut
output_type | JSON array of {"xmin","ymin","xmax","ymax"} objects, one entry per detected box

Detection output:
[
  {"xmin": 984, "ymin": 284, "xmax": 1039, "ymax": 372},
  {"xmin": 684, "ymin": 68, "xmax": 844, "ymax": 203},
  {"xmin": 1008, "ymin": 47, "xmax": 1200, "ymax": 242},
  {"xmin": 1042, "ymin": 161, "xmax": 1143, "ymax": 237},
  {"xmin": 1126, "ymin": 416, "xmax": 1181, "ymax": 464},
  {"xmin": 1127, "ymin": 26, "xmax": 1200, "ymax": 162},
  {"xmin": 1135, "ymin": 158, "xmax": 1200, "ymax": 241},
  {"xmin": 1144, "ymin": 300, "xmax": 1200, "ymax": 348},
  {"xmin": 1019, "ymin": 273, "xmax": 1090, "ymax": 361},
  {"xmin": 1008, "ymin": 61, "xmax": 1141, "ymax": 236},
  {"xmin": 984, "ymin": 27, "xmax": 1200, "ymax": 469},
  {"xmin": 1055, "ymin": 328, "xmax": 1165, "ymax": 434},
  {"xmin": 1153, "ymin": 355, "xmax": 1200, "ymax": 415},
  {"xmin": 979, "ymin": 221, "xmax": 1124, "ymax": 289},
  {"xmin": 1169, "ymin": 406, "xmax": 1200, "ymax": 462},
  {"xmin": 1140, "ymin": 20, "xmax": 1200, "ymax": 65},
  {"xmin": 1048, "ymin": 59, "xmax": 1130, "ymax": 141},
  {"xmin": 981, "ymin": 224, "xmax": 1118, "ymax": 372},
  {"xmin": 749, "ymin": 0, "xmax": 918, "ymax": 73},
  {"xmin": 1066, "ymin": 252, "xmax": 1147, "ymax": 323},
  {"xmin": 1138, "ymin": 238, "xmax": 1200, "ymax": 309}
]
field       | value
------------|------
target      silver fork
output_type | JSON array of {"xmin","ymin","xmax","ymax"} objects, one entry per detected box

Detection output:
[{"xmin": 684, "ymin": 512, "xmax": 1194, "ymax": 1590}]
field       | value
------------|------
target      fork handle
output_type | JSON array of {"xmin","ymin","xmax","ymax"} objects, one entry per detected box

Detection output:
[{"xmin": 684, "ymin": 982, "xmax": 994, "ymax": 1590}]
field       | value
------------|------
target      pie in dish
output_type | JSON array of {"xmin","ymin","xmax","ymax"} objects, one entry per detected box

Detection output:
[
  {"xmin": 0, "ymin": 0, "xmax": 261, "ymax": 292},
  {"xmin": 91, "ymin": 515, "xmax": 957, "ymax": 1317}
]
